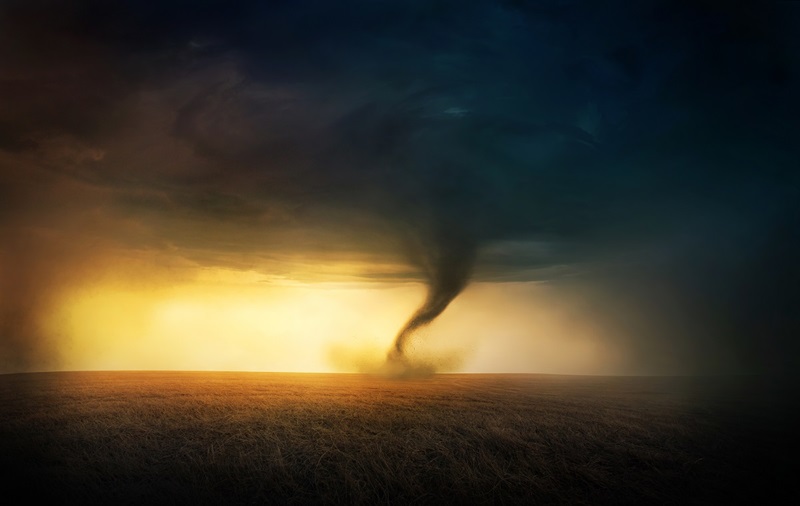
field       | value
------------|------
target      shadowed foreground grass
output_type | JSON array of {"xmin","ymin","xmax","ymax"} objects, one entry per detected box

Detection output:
[{"xmin": 0, "ymin": 372, "xmax": 796, "ymax": 505}]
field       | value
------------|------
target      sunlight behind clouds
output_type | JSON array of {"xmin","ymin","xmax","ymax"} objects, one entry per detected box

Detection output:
[{"xmin": 48, "ymin": 266, "xmax": 622, "ymax": 374}]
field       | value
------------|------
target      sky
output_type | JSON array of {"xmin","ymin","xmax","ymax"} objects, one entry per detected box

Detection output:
[{"xmin": 1, "ymin": 0, "xmax": 798, "ymax": 376}]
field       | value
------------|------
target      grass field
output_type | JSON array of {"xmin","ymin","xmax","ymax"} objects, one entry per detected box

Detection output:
[{"xmin": 0, "ymin": 371, "xmax": 796, "ymax": 505}]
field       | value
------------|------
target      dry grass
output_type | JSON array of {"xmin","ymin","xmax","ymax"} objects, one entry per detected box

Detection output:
[{"xmin": 0, "ymin": 372, "xmax": 795, "ymax": 505}]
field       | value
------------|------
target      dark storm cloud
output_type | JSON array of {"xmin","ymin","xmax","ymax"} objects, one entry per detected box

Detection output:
[{"xmin": 1, "ymin": 1, "xmax": 798, "ymax": 372}]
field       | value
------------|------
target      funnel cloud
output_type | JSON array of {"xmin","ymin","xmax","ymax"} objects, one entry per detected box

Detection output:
[{"xmin": 389, "ymin": 228, "xmax": 477, "ymax": 363}]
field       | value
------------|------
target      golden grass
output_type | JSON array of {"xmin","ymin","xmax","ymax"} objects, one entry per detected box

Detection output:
[{"xmin": 0, "ymin": 372, "xmax": 794, "ymax": 505}]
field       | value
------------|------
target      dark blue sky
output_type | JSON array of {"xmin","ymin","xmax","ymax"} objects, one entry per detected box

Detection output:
[{"xmin": 1, "ymin": 0, "xmax": 798, "ymax": 375}]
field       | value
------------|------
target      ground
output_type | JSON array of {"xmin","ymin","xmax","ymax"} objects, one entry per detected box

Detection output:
[{"xmin": 0, "ymin": 371, "xmax": 796, "ymax": 504}]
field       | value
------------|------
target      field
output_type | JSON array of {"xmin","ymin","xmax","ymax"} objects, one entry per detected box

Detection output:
[{"xmin": 0, "ymin": 372, "xmax": 796, "ymax": 505}]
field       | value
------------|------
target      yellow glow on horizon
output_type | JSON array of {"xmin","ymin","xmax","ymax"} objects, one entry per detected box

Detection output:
[
  {"xmin": 45, "ymin": 266, "xmax": 625, "ymax": 374},
  {"xmin": 53, "ymin": 270, "xmax": 422, "ymax": 372}
]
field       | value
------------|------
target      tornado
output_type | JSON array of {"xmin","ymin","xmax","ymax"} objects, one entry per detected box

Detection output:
[{"xmin": 387, "ymin": 228, "xmax": 477, "ymax": 365}]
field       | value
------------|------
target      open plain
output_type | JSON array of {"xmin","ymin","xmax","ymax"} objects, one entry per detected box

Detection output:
[{"xmin": 0, "ymin": 371, "xmax": 796, "ymax": 505}]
